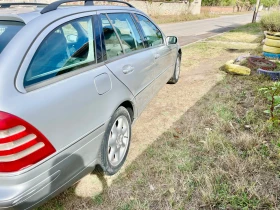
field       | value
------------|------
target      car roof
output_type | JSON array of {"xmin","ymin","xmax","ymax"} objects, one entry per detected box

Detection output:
[{"xmin": 0, "ymin": 5, "xmax": 140, "ymax": 24}]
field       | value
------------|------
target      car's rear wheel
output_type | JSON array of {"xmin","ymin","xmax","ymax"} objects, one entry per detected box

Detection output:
[
  {"xmin": 99, "ymin": 106, "xmax": 131, "ymax": 175},
  {"xmin": 168, "ymin": 55, "xmax": 181, "ymax": 84}
]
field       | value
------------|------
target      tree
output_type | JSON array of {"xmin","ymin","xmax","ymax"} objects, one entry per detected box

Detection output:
[{"xmin": 262, "ymin": 0, "xmax": 279, "ymax": 8}]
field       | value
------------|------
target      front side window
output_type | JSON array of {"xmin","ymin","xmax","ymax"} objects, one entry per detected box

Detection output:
[
  {"xmin": 0, "ymin": 21, "xmax": 24, "ymax": 53},
  {"xmin": 107, "ymin": 13, "xmax": 144, "ymax": 53},
  {"xmin": 136, "ymin": 15, "xmax": 163, "ymax": 47},
  {"xmin": 24, "ymin": 16, "xmax": 95, "ymax": 87}
]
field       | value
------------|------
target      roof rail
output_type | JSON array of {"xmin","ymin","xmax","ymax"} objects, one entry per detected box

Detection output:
[
  {"xmin": 40, "ymin": 0, "xmax": 135, "ymax": 14},
  {"xmin": 0, "ymin": 3, "xmax": 48, "ymax": 9}
]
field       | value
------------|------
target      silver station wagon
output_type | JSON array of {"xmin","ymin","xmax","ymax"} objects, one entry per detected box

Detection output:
[{"xmin": 0, "ymin": 0, "xmax": 181, "ymax": 209}]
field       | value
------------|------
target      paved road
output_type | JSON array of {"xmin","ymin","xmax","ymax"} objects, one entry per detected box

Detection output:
[{"xmin": 159, "ymin": 13, "xmax": 254, "ymax": 46}]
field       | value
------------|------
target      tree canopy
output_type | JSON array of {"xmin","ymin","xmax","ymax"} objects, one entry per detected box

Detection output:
[{"xmin": 202, "ymin": 0, "xmax": 278, "ymax": 7}]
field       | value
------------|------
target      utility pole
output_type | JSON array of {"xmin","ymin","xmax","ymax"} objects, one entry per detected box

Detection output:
[{"xmin": 252, "ymin": 0, "xmax": 261, "ymax": 23}]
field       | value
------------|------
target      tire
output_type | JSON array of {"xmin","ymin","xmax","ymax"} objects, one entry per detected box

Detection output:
[
  {"xmin": 257, "ymin": 68, "xmax": 280, "ymax": 81},
  {"xmin": 263, "ymin": 45, "xmax": 280, "ymax": 54},
  {"xmin": 265, "ymin": 38, "xmax": 280, "ymax": 48},
  {"xmin": 263, "ymin": 52, "xmax": 280, "ymax": 59},
  {"xmin": 266, "ymin": 34, "xmax": 280, "ymax": 40},
  {"xmin": 168, "ymin": 55, "xmax": 181, "ymax": 84},
  {"xmin": 99, "ymin": 106, "xmax": 131, "ymax": 176}
]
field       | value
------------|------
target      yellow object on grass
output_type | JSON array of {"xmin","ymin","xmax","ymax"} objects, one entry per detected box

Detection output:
[
  {"xmin": 224, "ymin": 60, "xmax": 251, "ymax": 76},
  {"xmin": 265, "ymin": 38, "xmax": 280, "ymax": 48},
  {"xmin": 265, "ymin": 31, "xmax": 280, "ymax": 40},
  {"xmin": 263, "ymin": 44, "xmax": 280, "ymax": 54},
  {"xmin": 266, "ymin": 34, "xmax": 280, "ymax": 40}
]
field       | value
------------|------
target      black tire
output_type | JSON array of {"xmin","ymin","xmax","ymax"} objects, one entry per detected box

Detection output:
[
  {"xmin": 99, "ymin": 106, "xmax": 132, "ymax": 176},
  {"xmin": 168, "ymin": 54, "xmax": 181, "ymax": 84}
]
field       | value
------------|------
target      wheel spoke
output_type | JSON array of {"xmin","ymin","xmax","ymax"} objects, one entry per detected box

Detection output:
[
  {"xmin": 117, "ymin": 118, "xmax": 123, "ymax": 132},
  {"xmin": 109, "ymin": 146, "xmax": 116, "ymax": 161},
  {"xmin": 115, "ymin": 148, "xmax": 121, "ymax": 162},
  {"xmin": 109, "ymin": 134, "xmax": 117, "ymax": 146},
  {"xmin": 121, "ymin": 126, "xmax": 128, "ymax": 135},
  {"xmin": 122, "ymin": 136, "xmax": 128, "ymax": 147},
  {"xmin": 112, "ymin": 123, "xmax": 118, "ymax": 134}
]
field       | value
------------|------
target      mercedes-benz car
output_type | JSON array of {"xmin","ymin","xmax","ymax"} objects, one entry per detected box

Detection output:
[{"xmin": 0, "ymin": 0, "xmax": 181, "ymax": 209}]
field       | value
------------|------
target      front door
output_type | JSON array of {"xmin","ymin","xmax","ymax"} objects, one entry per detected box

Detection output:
[
  {"xmin": 99, "ymin": 12, "xmax": 155, "ymax": 115},
  {"xmin": 135, "ymin": 14, "xmax": 176, "ymax": 95}
]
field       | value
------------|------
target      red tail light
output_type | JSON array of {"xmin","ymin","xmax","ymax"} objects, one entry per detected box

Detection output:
[{"xmin": 0, "ymin": 111, "xmax": 56, "ymax": 172}]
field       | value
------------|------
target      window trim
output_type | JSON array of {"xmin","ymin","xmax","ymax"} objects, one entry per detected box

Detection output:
[
  {"xmin": 130, "ymin": 13, "xmax": 146, "ymax": 49},
  {"xmin": 15, "ymin": 11, "xmax": 98, "ymax": 92}
]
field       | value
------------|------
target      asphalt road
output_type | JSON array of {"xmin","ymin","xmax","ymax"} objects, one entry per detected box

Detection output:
[{"xmin": 159, "ymin": 13, "xmax": 254, "ymax": 46}]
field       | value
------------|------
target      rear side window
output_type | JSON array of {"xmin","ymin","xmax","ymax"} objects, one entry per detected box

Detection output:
[
  {"xmin": 0, "ymin": 21, "xmax": 24, "ymax": 53},
  {"xmin": 136, "ymin": 15, "xmax": 163, "ymax": 47},
  {"xmin": 24, "ymin": 16, "xmax": 95, "ymax": 87}
]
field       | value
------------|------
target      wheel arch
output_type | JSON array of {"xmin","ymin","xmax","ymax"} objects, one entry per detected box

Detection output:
[
  {"xmin": 178, "ymin": 48, "xmax": 182, "ymax": 58},
  {"xmin": 118, "ymin": 100, "xmax": 135, "ymax": 123}
]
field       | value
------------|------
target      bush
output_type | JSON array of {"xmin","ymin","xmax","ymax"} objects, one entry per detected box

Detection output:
[{"xmin": 260, "ymin": 11, "xmax": 280, "ymax": 32}]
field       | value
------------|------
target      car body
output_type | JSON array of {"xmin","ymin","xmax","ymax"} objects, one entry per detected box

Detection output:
[{"xmin": 0, "ymin": 1, "xmax": 181, "ymax": 209}]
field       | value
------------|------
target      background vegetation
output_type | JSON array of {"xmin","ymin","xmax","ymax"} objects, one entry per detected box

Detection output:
[
  {"xmin": 202, "ymin": 0, "xmax": 279, "ymax": 10},
  {"xmin": 260, "ymin": 11, "xmax": 280, "ymax": 32}
]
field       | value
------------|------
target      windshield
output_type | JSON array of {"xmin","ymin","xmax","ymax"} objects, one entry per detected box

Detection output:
[{"xmin": 0, "ymin": 21, "xmax": 25, "ymax": 53}]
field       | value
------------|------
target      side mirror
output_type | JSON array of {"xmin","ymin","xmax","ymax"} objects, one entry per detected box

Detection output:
[{"xmin": 166, "ymin": 36, "xmax": 178, "ymax": 45}]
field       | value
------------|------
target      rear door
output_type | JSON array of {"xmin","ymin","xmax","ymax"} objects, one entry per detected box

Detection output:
[{"xmin": 98, "ymin": 11, "xmax": 155, "ymax": 115}]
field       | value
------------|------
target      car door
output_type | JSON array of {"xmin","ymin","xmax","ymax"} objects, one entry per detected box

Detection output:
[
  {"xmin": 98, "ymin": 11, "xmax": 155, "ymax": 115},
  {"xmin": 135, "ymin": 14, "xmax": 177, "ymax": 94}
]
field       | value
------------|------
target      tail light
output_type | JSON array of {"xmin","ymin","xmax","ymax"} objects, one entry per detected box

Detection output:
[{"xmin": 0, "ymin": 111, "xmax": 56, "ymax": 172}]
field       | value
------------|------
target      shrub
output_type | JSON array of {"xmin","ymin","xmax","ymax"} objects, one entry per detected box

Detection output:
[{"xmin": 260, "ymin": 11, "xmax": 280, "ymax": 32}]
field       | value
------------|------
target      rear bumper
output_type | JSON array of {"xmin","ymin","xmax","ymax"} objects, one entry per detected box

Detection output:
[{"xmin": 0, "ymin": 123, "xmax": 106, "ymax": 210}]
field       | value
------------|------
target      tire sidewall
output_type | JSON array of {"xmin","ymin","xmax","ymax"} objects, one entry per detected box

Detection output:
[
  {"xmin": 100, "ymin": 106, "xmax": 132, "ymax": 175},
  {"xmin": 174, "ymin": 56, "xmax": 181, "ymax": 81}
]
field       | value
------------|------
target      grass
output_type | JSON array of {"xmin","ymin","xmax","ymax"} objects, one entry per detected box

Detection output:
[
  {"xmin": 207, "ymin": 23, "xmax": 264, "ymax": 43},
  {"xmin": 39, "ymin": 23, "xmax": 280, "ymax": 209},
  {"xmin": 260, "ymin": 11, "xmax": 280, "ymax": 32}
]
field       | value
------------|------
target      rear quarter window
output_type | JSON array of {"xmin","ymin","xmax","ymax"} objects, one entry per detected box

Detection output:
[{"xmin": 0, "ymin": 21, "xmax": 24, "ymax": 53}]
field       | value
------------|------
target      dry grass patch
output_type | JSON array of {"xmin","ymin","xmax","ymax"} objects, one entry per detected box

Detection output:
[{"xmin": 208, "ymin": 23, "xmax": 264, "ymax": 43}]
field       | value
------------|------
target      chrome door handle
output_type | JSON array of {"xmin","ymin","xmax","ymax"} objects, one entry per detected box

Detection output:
[
  {"xmin": 122, "ymin": 65, "xmax": 134, "ymax": 74},
  {"xmin": 154, "ymin": 53, "xmax": 160, "ymax": 59}
]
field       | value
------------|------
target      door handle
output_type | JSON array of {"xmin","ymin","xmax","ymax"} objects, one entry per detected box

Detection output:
[
  {"xmin": 154, "ymin": 53, "xmax": 160, "ymax": 59},
  {"xmin": 122, "ymin": 65, "xmax": 134, "ymax": 74}
]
